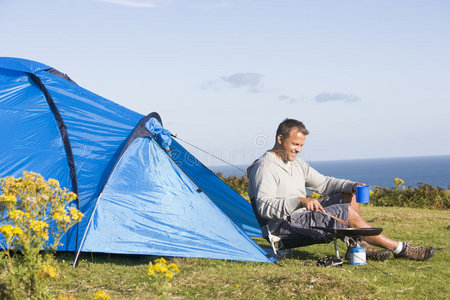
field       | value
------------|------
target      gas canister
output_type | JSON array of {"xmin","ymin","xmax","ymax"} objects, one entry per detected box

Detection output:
[{"xmin": 350, "ymin": 243, "xmax": 367, "ymax": 265}]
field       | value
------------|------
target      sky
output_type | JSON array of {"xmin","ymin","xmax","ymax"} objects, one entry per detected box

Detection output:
[{"xmin": 1, "ymin": 0, "xmax": 449, "ymax": 167}]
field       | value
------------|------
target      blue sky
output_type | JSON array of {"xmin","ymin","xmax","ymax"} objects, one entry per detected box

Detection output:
[{"xmin": 1, "ymin": 0, "xmax": 449, "ymax": 165}]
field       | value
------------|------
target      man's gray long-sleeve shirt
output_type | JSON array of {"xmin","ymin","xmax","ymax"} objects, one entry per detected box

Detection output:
[{"xmin": 247, "ymin": 151, "xmax": 355, "ymax": 234}]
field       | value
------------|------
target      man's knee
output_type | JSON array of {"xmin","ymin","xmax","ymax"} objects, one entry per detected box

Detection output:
[
  {"xmin": 342, "ymin": 192, "xmax": 355, "ymax": 203},
  {"xmin": 348, "ymin": 205, "xmax": 361, "ymax": 221}
]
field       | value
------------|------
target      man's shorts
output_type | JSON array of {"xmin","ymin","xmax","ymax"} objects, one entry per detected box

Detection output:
[{"xmin": 274, "ymin": 193, "xmax": 349, "ymax": 242}]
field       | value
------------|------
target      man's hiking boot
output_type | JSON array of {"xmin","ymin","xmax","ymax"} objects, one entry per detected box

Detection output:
[
  {"xmin": 345, "ymin": 241, "xmax": 391, "ymax": 261},
  {"xmin": 393, "ymin": 242, "xmax": 435, "ymax": 261}
]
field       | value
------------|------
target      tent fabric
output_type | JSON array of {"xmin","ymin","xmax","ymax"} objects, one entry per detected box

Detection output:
[
  {"xmin": 0, "ymin": 57, "xmax": 271, "ymax": 262},
  {"xmin": 145, "ymin": 117, "xmax": 172, "ymax": 150},
  {"xmin": 170, "ymin": 140, "xmax": 262, "ymax": 237},
  {"xmin": 81, "ymin": 136, "xmax": 270, "ymax": 262},
  {"xmin": 0, "ymin": 57, "xmax": 51, "ymax": 74},
  {"xmin": 0, "ymin": 66, "xmax": 72, "ymax": 190}
]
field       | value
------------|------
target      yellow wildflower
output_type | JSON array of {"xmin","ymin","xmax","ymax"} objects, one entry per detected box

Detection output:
[
  {"xmin": 69, "ymin": 207, "xmax": 83, "ymax": 222},
  {"xmin": 168, "ymin": 263, "xmax": 180, "ymax": 273},
  {"xmin": 154, "ymin": 262, "xmax": 169, "ymax": 274},
  {"xmin": 53, "ymin": 212, "xmax": 64, "ymax": 222},
  {"xmin": 393, "ymin": 178, "xmax": 405, "ymax": 188},
  {"xmin": 0, "ymin": 194, "xmax": 16, "ymax": 204},
  {"xmin": 58, "ymin": 294, "xmax": 75, "ymax": 300},
  {"xmin": 48, "ymin": 178, "xmax": 60, "ymax": 187},
  {"xmin": 68, "ymin": 192, "xmax": 77, "ymax": 201},
  {"xmin": 164, "ymin": 271, "xmax": 173, "ymax": 279},
  {"xmin": 57, "ymin": 206, "xmax": 67, "ymax": 215},
  {"xmin": 8, "ymin": 209, "xmax": 25, "ymax": 220},
  {"xmin": 94, "ymin": 290, "xmax": 111, "ymax": 300},
  {"xmin": 154, "ymin": 257, "xmax": 166, "ymax": 264},
  {"xmin": 12, "ymin": 227, "xmax": 23, "ymax": 236},
  {"xmin": 30, "ymin": 220, "xmax": 49, "ymax": 240},
  {"xmin": 0, "ymin": 226, "xmax": 11, "ymax": 240},
  {"xmin": 0, "ymin": 225, "xmax": 14, "ymax": 232},
  {"xmin": 30, "ymin": 220, "xmax": 49, "ymax": 231},
  {"xmin": 40, "ymin": 265, "xmax": 57, "ymax": 278}
]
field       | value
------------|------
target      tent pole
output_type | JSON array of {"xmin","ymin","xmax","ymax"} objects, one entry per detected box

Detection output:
[{"xmin": 72, "ymin": 193, "xmax": 103, "ymax": 268}]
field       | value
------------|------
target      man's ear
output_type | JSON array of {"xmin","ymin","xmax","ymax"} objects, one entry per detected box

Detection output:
[{"xmin": 276, "ymin": 134, "xmax": 283, "ymax": 145}]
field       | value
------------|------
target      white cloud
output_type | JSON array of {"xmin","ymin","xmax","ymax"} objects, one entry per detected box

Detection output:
[
  {"xmin": 315, "ymin": 92, "xmax": 360, "ymax": 103},
  {"xmin": 202, "ymin": 72, "xmax": 264, "ymax": 93},
  {"xmin": 96, "ymin": 0, "xmax": 157, "ymax": 8},
  {"xmin": 221, "ymin": 73, "xmax": 264, "ymax": 92},
  {"xmin": 278, "ymin": 95, "xmax": 304, "ymax": 104}
]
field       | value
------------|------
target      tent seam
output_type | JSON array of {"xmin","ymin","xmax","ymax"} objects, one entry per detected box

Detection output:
[{"xmin": 27, "ymin": 72, "xmax": 80, "ymax": 251}]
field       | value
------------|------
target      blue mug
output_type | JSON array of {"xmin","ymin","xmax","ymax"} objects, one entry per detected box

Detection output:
[{"xmin": 356, "ymin": 186, "xmax": 370, "ymax": 203}]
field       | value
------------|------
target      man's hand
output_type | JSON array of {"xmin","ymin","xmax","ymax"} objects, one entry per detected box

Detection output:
[
  {"xmin": 352, "ymin": 182, "xmax": 367, "ymax": 193},
  {"xmin": 299, "ymin": 197, "xmax": 325, "ymax": 213}
]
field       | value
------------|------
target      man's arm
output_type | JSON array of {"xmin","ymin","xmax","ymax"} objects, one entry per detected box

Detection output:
[{"xmin": 300, "ymin": 160, "xmax": 355, "ymax": 195}]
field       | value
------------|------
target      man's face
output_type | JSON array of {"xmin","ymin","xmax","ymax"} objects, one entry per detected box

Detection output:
[{"xmin": 277, "ymin": 128, "xmax": 306, "ymax": 162}]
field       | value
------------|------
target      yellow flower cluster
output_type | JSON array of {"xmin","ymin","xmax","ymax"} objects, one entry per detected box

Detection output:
[
  {"xmin": 94, "ymin": 290, "xmax": 111, "ymax": 300},
  {"xmin": 57, "ymin": 294, "xmax": 75, "ymax": 300},
  {"xmin": 0, "ymin": 224, "xmax": 23, "ymax": 241},
  {"xmin": 69, "ymin": 207, "xmax": 83, "ymax": 222},
  {"xmin": 0, "ymin": 172, "xmax": 85, "ymax": 299},
  {"xmin": 393, "ymin": 177, "xmax": 406, "ymax": 190},
  {"xmin": 30, "ymin": 220, "xmax": 49, "ymax": 241},
  {"xmin": 40, "ymin": 265, "xmax": 57, "ymax": 278},
  {"xmin": 8, "ymin": 209, "xmax": 30, "ymax": 221},
  {"xmin": 0, "ymin": 194, "xmax": 16, "ymax": 204},
  {"xmin": 148, "ymin": 257, "xmax": 180, "ymax": 280},
  {"xmin": 52, "ymin": 206, "xmax": 83, "ymax": 229},
  {"xmin": 48, "ymin": 178, "xmax": 60, "ymax": 188},
  {"xmin": 394, "ymin": 178, "xmax": 404, "ymax": 186}
]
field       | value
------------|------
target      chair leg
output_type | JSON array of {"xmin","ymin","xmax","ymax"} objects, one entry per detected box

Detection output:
[
  {"xmin": 267, "ymin": 229, "xmax": 292, "ymax": 259},
  {"xmin": 333, "ymin": 238, "xmax": 340, "ymax": 259}
]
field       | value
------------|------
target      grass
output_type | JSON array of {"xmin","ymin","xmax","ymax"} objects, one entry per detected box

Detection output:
[{"xmin": 49, "ymin": 206, "xmax": 449, "ymax": 299}]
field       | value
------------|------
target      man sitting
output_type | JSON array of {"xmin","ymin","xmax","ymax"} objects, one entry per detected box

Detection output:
[{"xmin": 247, "ymin": 118, "xmax": 434, "ymax": 261}]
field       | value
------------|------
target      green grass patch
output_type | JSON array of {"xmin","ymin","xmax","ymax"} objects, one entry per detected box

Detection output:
[{"xmin": 46, "ymin": 206, "xmax": 448, "ymax": 299}]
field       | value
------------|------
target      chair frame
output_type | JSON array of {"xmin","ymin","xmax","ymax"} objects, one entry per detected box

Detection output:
[{"xmin": 250, "ymin": 197, "xmax": 341, "ymax": 259}]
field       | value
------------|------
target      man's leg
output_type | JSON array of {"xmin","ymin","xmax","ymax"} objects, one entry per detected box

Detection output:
[
  {"xmin": 344, "ymin": 193, "xmax": 435, "ymax": 261},
  {"xmin": 347, "ymin": 205, "xmax": 399, "ymax": 251},
  {"xmin": 341, "ymin": 192, "xmax": 398, "ymax": 250}
]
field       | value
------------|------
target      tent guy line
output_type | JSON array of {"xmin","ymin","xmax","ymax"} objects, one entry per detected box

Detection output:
[{"xmin": 172, "ymin": 134, "xmax": 247, "ymax": 174}]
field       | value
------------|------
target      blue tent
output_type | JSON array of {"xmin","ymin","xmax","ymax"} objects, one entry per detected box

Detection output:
[{"xmin": 0, "ymin": 57, "xmax": 272, "ymax": 263}]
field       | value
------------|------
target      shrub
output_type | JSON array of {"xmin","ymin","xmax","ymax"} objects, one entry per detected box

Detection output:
[
  {"xmin": 217, "ymin": 173, "xmax": 449, "ymax": 210},
  {"xmin": 370, "ymin": 178, "xmax": 449, "ymax": 209},
  {"xmin": 0, "ymin": 171, "xmax": 83, "ymax": 299}
]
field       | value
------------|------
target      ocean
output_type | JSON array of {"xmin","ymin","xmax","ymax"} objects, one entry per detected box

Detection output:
[{"xmin": 209, "ymin": 155, "xmax": 450, "ymax": 189}]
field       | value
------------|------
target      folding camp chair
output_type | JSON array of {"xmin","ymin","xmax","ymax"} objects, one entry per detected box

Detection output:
[{"xmin": 250, "ymin": 198, "xmax": 341, "ymax": 260}]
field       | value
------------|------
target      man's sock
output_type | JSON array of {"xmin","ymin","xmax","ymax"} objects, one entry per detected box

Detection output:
[{"xmin": 393, "ymin": 242, "xmax": 404, "ymax": 254}]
